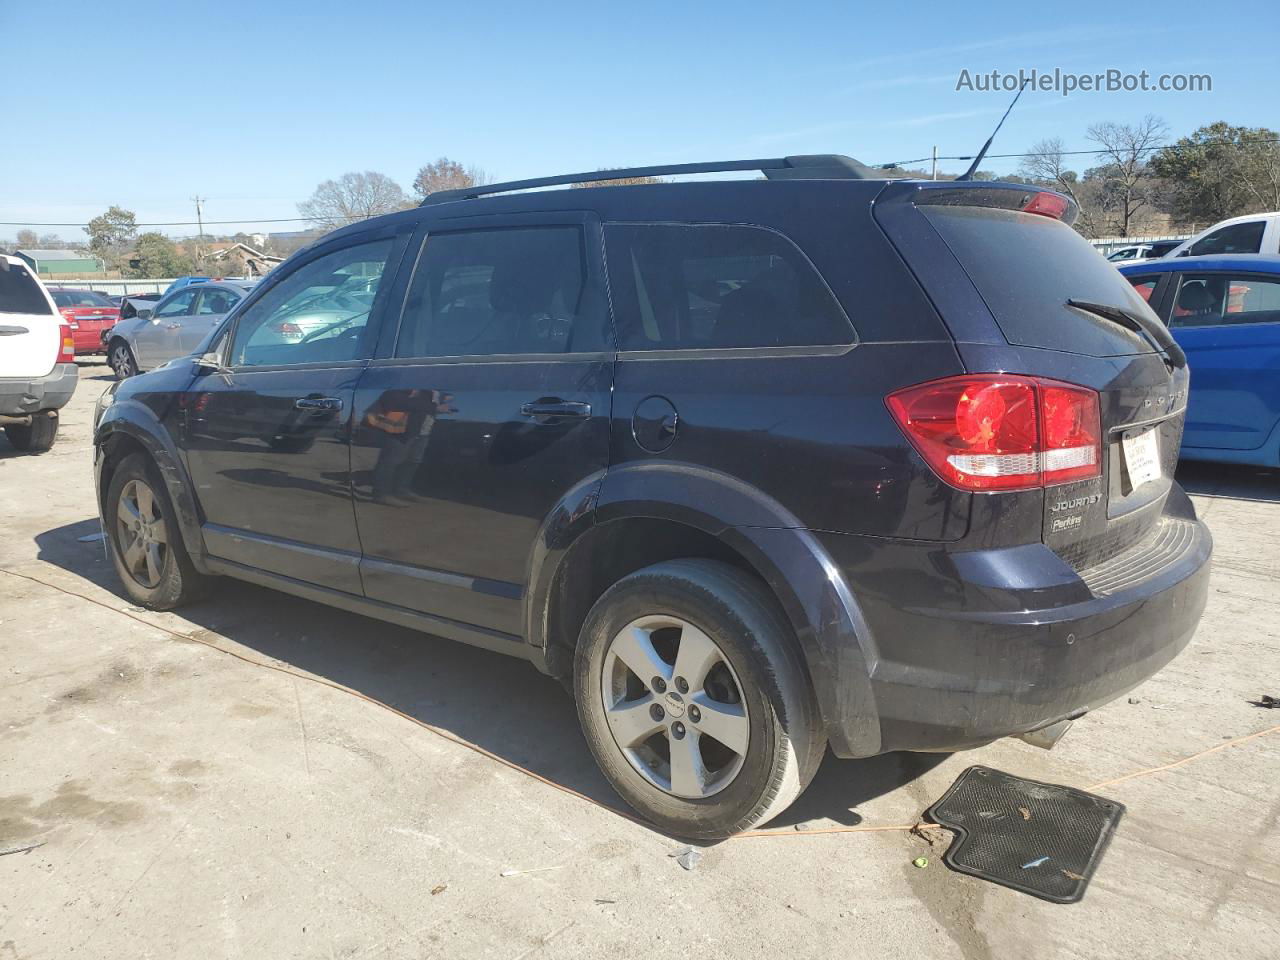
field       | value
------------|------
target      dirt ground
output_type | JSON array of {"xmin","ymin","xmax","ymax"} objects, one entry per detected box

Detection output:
[{"xmin": 2, "ymin": 360, "xmax": 1278, "ymax": 959}]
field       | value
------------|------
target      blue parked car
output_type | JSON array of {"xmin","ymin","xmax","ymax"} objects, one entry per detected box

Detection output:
[{"xmin": 1119, "ymin": 255, "xmax": 1280, "ymax": 467}]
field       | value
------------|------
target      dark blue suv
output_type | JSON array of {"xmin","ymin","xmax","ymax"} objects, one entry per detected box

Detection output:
[{"xmin": 93, "ymin": 156, "xmax": 1211, "ymax": 838}]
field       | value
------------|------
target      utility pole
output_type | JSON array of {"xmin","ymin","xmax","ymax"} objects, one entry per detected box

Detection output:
[
  {"xmin": 191, "ymin": 195, "xmax": 205, "ymax": 272},
  {"xmin": 931, "ymin": 146, "xmax": 938, "ymax": 180}
]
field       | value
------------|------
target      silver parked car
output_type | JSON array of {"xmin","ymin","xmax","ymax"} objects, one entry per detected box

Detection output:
[{"xmin": 105, "ymin": 280, "xmax": 255, "ymax": 379}]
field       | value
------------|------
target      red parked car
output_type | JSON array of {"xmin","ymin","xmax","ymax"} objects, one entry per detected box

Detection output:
[{"xmin": 50, "ymin": 289, "xmax": 120, "ymax": 355}]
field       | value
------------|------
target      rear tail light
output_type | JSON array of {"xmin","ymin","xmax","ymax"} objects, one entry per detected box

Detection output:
[
  {"xmin": 1022, "ymin": 191, "xmax": 1070, "ymax": 220},
  {"xmin": 886, "ymin": 375, "xmax": 1101, "ymax": 491},
  {"xmin": 58, "ymin": 323, "xmax": 76, "ymax": 361}
]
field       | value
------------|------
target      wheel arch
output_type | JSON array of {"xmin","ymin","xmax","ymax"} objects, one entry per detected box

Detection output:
[{"xmin": 527, "ymin": 461, "xmax": 883, "ymax": 757}]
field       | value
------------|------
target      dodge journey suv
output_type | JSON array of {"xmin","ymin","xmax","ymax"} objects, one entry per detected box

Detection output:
[{"xmin": 94, "ymin": 156, "xmax": 1212, "ymax": 838}]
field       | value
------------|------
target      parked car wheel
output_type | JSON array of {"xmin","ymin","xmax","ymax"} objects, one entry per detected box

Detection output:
[
  {"xmin": 108, "ymin": 341, "xmax": 138, "ymax": 380},
  {"xmin": 104, "ymin": 453, "xmax": 207, "ymax": 609},
  {"xmin": 574, "ymin": 559, "xmax": 824, "ymax": 838},
  {"xmin": 3, "ymin": 411, "xmax": 58, "ymax": 453}
]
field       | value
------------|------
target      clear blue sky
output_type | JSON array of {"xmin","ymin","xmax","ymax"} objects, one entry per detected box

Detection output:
[{"xmin": 3, "ymin": 0, "xmax": 1276, "ymax": 241}]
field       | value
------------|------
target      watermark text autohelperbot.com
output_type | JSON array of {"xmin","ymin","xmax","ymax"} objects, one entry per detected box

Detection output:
[{"xmin": 956, "ymin": 68, "xmax": 1211, "ymax": 96}]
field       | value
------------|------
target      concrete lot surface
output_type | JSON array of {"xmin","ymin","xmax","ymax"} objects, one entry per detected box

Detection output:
[{"xmin": 2, "ymin": 361, "xmax": 1278, "ymax": 959}]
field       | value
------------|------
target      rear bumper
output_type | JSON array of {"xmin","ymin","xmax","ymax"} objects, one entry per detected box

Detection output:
[
  {"xmin": 0, "ymin": 363, "xmax": 79, "ymax": 416},
  {"xmin": 816, "ymin": 485, "xmax": 1212, "ymax": 755}
]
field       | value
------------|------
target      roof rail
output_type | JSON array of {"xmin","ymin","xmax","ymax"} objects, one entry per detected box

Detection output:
[{"xmin": 420, "ymin": 154, "xmax": 879, "ymax": 205}]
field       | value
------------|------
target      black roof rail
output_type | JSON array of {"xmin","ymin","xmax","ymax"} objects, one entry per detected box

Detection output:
[{"xmin": 420, "ymin": 154, "xmax": 880, "ymax": 205}]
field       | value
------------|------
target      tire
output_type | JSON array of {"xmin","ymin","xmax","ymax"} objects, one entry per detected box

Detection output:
[
  {"xmin": 108, "ymin": 340, "xmax": 138, "ymax": 380},
  {"xmin": 104, "ymin": 452, "xmax": 208, "ymax": 609},
  {"xmin": 574, "ymin": 559, "xmax": 824, "ymax": 839},
  {"xmin": 3, "ymin": 411, "xmax": 58, "ymax": 453}
]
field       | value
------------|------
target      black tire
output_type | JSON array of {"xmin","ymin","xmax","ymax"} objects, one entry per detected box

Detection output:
[
  {"xmin": 104, "ymin": 452, "xmax": 208, "ymax": 609},
  {"xmin": 574, "ymin": 559, "xmax": 824, "ymax": 839},
  {"xmin": 3, "ymin": 411, "xmax": 58, "ymax": 453},
  {"xmin": 108, "ymin": 340, "xmax": 138, "ymax": 380}
]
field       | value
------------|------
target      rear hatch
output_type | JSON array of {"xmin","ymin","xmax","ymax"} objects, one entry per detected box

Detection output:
[
  {"xmin": 875, "ymin": 182, "xmax": 1189, "ymax": 575},
  {"xmin": 0, "ymin": 260, "xmax": 59, "ymax": 379}
]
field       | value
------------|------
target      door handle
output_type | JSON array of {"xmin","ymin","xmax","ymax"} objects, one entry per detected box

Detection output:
[
  {"xmin": 520, "ymin": 399, "xmax": 591, "ymax": 419},
  {"xmin": 294, "ymin": 396, "xmax": 344, "ymax": 411},
  {"xmin": 166, "ymin": 322, "xmax": 182, "ymax": 329}
]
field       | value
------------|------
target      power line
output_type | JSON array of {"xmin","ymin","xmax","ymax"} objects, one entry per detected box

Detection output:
[
  {"xmin": 0, "ymin": 216, "xmax": 321, "ymax": 228},
  {"xmin": 880, "ymin": 136, "xmax": 1280, "ymax": 170}
]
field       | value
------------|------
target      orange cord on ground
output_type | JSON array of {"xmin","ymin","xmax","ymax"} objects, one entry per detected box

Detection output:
[{"xmin": 5, "ymin": 566, "xmax": 1278, "ymax": 842}]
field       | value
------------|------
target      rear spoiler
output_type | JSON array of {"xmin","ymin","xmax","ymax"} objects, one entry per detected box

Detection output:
[{"xmin": 910, "ymin": 181, "xmax": 1078, "ymax": 227}]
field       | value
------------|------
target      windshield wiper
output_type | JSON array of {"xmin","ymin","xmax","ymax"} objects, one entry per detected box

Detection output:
[{"xmin": 1066, "ymin": 298, "xmax": 1186, "ymax": 368}]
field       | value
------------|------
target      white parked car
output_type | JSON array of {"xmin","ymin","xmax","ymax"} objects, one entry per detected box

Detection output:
[
  {"xmin": 1165, "ymin": 211, "xmax": 1280, "ymax": 258},
  {"xmin": 0, "ymin": 254, "xmax": 78, "ymax": 452}
]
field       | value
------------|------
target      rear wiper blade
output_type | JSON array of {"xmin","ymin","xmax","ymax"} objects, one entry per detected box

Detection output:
[{"xmin": 1066, "ymin": 299, "xmax": 1187, "ymax": 368}]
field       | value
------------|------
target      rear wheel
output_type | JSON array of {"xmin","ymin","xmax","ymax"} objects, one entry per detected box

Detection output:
[
  {"xmin": 104, "ymin": 453, "xmax": 207, "ymax": 609},
  {"xmin": 3, "ymin": 411, "xmax": 58, "ymax": 453},
  {"xmin": 109, "ymin": 341, "xmax": 138, "ymax": 380},
  {"xmin": 575, "ymin": 559, "xmax": 824, "ymax": 838}
]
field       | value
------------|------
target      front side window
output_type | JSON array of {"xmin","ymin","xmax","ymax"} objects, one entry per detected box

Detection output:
[
  {"xmin": 1187, "ymin": 221, "xmax": 1265, "ymax": 256},
  {"xmin": 155, "ymin": 290, "xmax": 197, "ymax": 318},
  {"xmin": 0, "ymin": 263, "xmax": 51, "ymax": 315},
  {"xmin": 229, "ymin": 239, "xmax": 392, "ymax": 367},
  {"xmin": 1171, "ymin": 274, "xmax": 1280, "ymax": 327},
  {"xmin": 604, "ymin": 223, "xmax": 854, "ymax": 351},
  {"xmin": 396, "ymin": 226, "xmax": 605, "ymax": 358}
]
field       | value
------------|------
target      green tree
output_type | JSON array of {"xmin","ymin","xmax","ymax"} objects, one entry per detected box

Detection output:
[
  {"xmin": 129, "ymin": 232, "xmax": 192, "ymax": 279},
  {"xmin": 86, "ymin": 205, "xmax": 138, "ymax": 266},
  {"xmin": 1150, "ymin": 123, "xmax": 1280, "ymax": 226}
]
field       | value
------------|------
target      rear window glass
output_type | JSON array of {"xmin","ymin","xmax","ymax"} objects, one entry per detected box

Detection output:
[
  {"xmin": 604, "ymin": 223, "xmax": 854, "ymax": 351},
  {"xmin": 53, "ymin": 290, "xmax": 114, "ymax": 307},
  {"xmin": 0, "ymin": 264, "xmax": 53, "ymax": 315},
  {"xmin": 921, "ymin": 206, "xmax": 1157, "ymax": 356}
]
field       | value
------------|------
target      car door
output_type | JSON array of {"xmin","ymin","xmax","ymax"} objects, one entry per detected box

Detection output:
[
  {"xmin": 179, "ymin": 228, "xmax": 411, "ymax": 593},
  {"xmin": 180, "ymin": 286, "xmax": 241, "ymax": 355},
  {"xmin": 133, "ymin": 288, "xmax": 196, "ymax": 368},
  {"xmin": 1165, "ymin": 272, "xmax": 1280, "ymax": 450},
  {"xmin": 350, "ymin": 213, "xmax": 614, "ymax": 635}
]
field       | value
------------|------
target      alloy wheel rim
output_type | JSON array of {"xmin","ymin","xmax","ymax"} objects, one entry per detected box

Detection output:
[
  {"xmin": 601, "ymin": 615, "xmax": 750, "ymax": 799},
  {"xmin": 116, "ymin": 479, "xmax": 168, "ymax": 588},
  {"xmin": 111, "ymin": 347, "xmax": 131, "ymax": 376}
]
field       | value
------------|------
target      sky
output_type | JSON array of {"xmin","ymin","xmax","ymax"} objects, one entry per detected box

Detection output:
[{"xmin": 2, "ymin": 0, "xmax": 1277, "ymax": 242}]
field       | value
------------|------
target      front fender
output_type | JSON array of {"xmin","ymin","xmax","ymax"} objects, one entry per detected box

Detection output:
[
  {"xmin": 95, "ymin": 397, "xmax": 209, "ymax": 573},
  {"xmin": 532, "ymin": 461, "xmax": 882, "ymax": 757}
]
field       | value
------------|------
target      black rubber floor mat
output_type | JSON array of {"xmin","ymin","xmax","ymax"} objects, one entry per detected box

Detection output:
[{"xmin": 927, "ymin": 765, "xmax": 1124, "ymax": 903}]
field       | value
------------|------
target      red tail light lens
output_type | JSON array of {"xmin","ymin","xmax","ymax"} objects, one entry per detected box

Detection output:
[
  {"xmin": 886, "ymin": 375, "xmax": 1101, "ymax": 491},
  {"xmin": 1022, "ymin": 191, "xmax": 1070, "ymax": 220},
  {"xmin": 58, "ymin": 323, "xmax": 76, "ymax": 361}
]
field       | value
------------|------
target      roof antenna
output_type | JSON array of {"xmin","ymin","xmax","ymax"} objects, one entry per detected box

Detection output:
[{"xmin": 955, "ymin": 78, "xmax": 1029, "ymax": 182}]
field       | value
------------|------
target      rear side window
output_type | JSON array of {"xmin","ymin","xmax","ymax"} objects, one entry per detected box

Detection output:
[
  {"xmin": 1171, "ymin": 274, "xmax": 1280, "ymax": 327},
  {"xmin": 1126, "ymin": 276, "xmax": 1159, "ymax": 303},
  {"xmin": 396, "ymin": 226, "xmax": 606, "ymax": 357},
  {"xmin": 604, "ymin": 223, "xmax": 854, "ymax": 351},
  {"xmin": 1187, "ymin": 221, "xmax": 1265, "ymax": 257},
  {"xmin": 0, "ymin": 264, "xmax": 52, "ymax": 315}
]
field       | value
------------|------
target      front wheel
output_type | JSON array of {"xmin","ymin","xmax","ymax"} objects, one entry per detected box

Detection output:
[
  {"xmin": 575, "ymin": 559, "xmax": 824, "ymax": 839},
  {"xmin": 108, "ymin": 341, "xmax": 138, "ymax": 380}
]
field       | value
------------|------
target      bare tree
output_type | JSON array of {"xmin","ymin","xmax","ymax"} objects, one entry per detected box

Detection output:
[
  {"xmin": 15, "ymin": 229, "xmax": 38, "ymax": 248},
  {"xmin": 412, "ymin": 158, "xmax": 490, "ymax": 198},
  {"xmin": 571, "ymin": 172, "xmax": 664, "ymax": 189},
  {"xmin": 1085, "ymin": 116, "xmax": 1167, "ymax": 236},
  {"xmin": 298, "ymin": 171, "xmax": 410, "ymax": 230}
]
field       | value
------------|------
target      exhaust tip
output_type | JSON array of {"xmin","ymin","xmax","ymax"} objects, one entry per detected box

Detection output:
[{"xmin": 1017, "ymin": 718, "xmax": 1074, "ymax": 750}]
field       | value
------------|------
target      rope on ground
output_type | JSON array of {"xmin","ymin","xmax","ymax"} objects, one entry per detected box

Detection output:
[{"xmin": 5, "ymin": 565, "xmax": 1279, "ymax": 842}]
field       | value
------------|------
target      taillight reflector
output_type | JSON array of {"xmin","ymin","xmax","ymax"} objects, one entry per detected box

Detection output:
[
  {"xmin": 1022, "ymin": 191, "xmax": 1070, "ymax": 220},
  {"xmin": 886, "ymin": 375, "xmax": 1101, "ymax": 492}
]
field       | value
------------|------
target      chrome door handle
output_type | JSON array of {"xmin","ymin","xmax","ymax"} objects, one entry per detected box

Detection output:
[
  {"xmin": 294, "ymin": 396, "xmax": 344, "ymax": 411},
  {"xmin": 520, "ymin": 399, "xmax": 591, "ymax": 419},
  {"xmin": 165, "ymin": 322, "xmax": 181, "ymax": 329}
]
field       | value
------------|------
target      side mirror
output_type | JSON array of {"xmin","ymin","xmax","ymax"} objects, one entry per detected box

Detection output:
[{"xmin": 139, "ymin": 308, "xmax": 154, "ymax": 320}]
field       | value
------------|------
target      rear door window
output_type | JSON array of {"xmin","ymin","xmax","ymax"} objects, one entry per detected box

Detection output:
[
  {"xmin": 1171, "ymin": 274, "xmax": 1280, "ymax": 327},
  {"xmin": 395, "ymin": 226, "xmax": 607, "ymax": 357},
  {"xmin": 604, "ymin": 223, "xmax": 854, "ymax": 351},
  {"xmin": 1126, "ymin": 276, "xmax": 1160, "ymax": 303},
  {"xmin": 1187, "ymin": 221, "xmax": 1265, "ymax": 257},
  {"xmin": 0, "ymin": 264, "xmax": 52, "ymax": 315}
]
